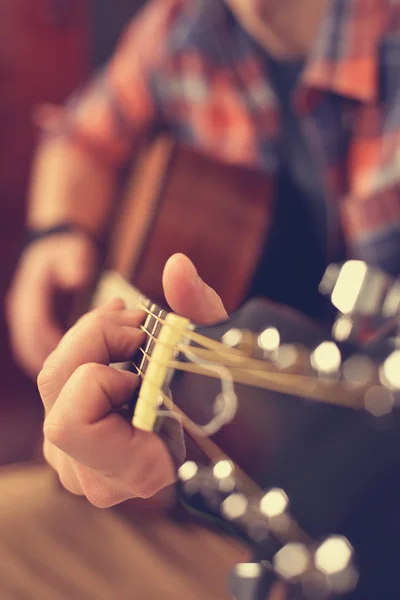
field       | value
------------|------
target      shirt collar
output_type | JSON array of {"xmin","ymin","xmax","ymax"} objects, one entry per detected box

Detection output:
[
  {"xmin": 181, "ymin": 0, "xmax": 386, "ymax": 104},
  {"xmin": 301, "ymin": 0, "xmax": 387, "ymax": 103}
]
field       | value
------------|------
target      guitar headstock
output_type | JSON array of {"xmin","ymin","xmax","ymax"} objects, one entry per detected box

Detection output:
[
  {"xmin": 94, "ymin": 263, "xmax": 400, "ymax": 599},
  {"xmin": 169, "ymin": 266, "xmax": 400, "ymax": 600},
  {"xmin": 320, "ymin": 260, "xmax": 400, "ymax": 344},
  {"xmin": 177, "ymin": 459, "xmax": 358, "ymax": 599}
]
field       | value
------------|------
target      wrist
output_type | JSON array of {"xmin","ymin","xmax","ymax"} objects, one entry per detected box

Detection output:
[{"xmin": 22, "ymin": 223, "xmax": 99, "ymax": 254}]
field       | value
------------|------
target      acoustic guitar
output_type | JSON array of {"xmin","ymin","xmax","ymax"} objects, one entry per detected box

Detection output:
[
  {"xmin": 90, "ymin": 259, "xmax": 400, "ymax": 600},
  {"xmin": 102, "ymin": 136, "xmax": 270, "ymax": 314}
]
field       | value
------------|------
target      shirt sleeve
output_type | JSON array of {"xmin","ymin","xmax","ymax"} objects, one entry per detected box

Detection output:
[{"xmin": 55, "ymin": 0, "xmax": 184, "ymax": 167}]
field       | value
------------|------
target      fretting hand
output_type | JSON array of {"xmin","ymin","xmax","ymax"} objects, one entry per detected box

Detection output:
[{"xmin": 39, "ymin": 254, "xmax": 227, "ymax": 507}]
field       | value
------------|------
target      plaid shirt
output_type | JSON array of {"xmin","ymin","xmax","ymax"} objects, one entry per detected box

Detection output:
[{"xmin": 63, "ymin": 0, "xmax": 400, "ymax": 276}]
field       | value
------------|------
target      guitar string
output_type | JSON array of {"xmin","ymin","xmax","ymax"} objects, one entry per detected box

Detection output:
[
  {"xmin": 102, "ymin": 281, "xmax": 399, "ymax": 357},
  {"xmin": 134, "ymin": 295, "xmax": 390, "ymax": 360},
  {"xmin": 137, "ymin": 327, "xmax": 368, "ymax": 411},
  {"xmin": 103, "ymin": 285, "xmax": 354, "ymax": 562},
  {"xmin": 134, "ymin": 300, "xmax": 246, "ymax": 356},
  {"xmin": 102, "ymin": 283, "xmax": 382, "ymax": 411},
  {"xmin": 137, "ymin": 345, "xmax": 239, "ymax": 437},
  {"xmin": 137, "ymin": 348, "xmax": 366, "ymax": 411},
  {"xmin": 136, "ymin": 305, "xmax": 382, "ymax": 405},
  {"xmin": 102, "ymin": 282, "xmax": 360, "ymax": 568},
  {"xmin": 138, "ymin": 324, "xmax": 344, "ymax": 391},
  {"xmin": 133, "ymin": 358, "xmax": 313, "ymax": 548}
]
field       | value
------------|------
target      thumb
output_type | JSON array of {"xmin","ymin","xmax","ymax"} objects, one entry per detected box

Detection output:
[
  {"xmin": 53, "ymin": 235, "xmax": 98, "ymax": 290},
  {"xmin": 162, "ymin": 254, "xmax": 228, "ymax": 325}
]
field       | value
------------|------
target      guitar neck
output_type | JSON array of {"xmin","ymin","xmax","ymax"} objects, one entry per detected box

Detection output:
[{"xmin": 92, "ymin": 270, "xmax": 165, "ymax": 315}]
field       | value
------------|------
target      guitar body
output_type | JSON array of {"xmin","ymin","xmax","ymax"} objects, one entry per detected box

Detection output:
[{"xmin": 106, "ymin": 136, "xmax": 270, "ymax": 313}]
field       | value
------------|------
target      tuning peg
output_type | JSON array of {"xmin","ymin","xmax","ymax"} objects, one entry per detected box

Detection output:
[
  {"xmin": 313, "ymin": 536, "xmax": 358, "ymax": 596},
  {"xmin": 257, "ymin": 327, "xmax": 281, "ymax": 354},
  {"xmin": 177, "ymin": 461, "xmax": 200, "ymax": 495},
  {"xmin": 212, "ymin": 460, "xmax": 236, "ymax": 494},
  {"xmin": 221, "ymin": 493, "xmax": 249, "ymax": 521},
  {"xmin": 315, "ymin": 536, "xmax": 353, "ymax": 576},
  {"xmin": 273, "ymin": 543, "xmax": 311, "ymax": 581},
  {"xmin": 363, "ymin": 386, "xmax": 396, "ymax": 417},
  {"xmin": 320, "ymin": 261, "xmax": 390, "ymax": 316},
  {"xmin": 382, "ymin": 280, "xmax": 400, "ymax": 319},
  {"xmin": 178, "ymin": 461, "xmax": 232, "ymax": 512},
  {"xmin": 256, "ymin": 488, "xmax": 291, "ymax": 540},
  {"xmin": 320, "ymin": 261, "xmax": 399, "ymax": 344},
  {"xmin": 361, "ymin": 349, "xmax": 400, "ymax": 416},
  {"xmin": 332, "ymin": 315, "xmax": 357, "ymax": 343},
  {"xmin": 222, "ymin": 328, "xmax": 256, "ymax": 356},
  {"xmin": 271, "ymin": 344, "xmax": 311, "ymax": 374},
  {"xmin": 273, "ymin": 536, "xmax": 357, "ymax": 599},
  {"xmin": 229, "ymin": 562, "xmax": 278, "ymax": 600},
  {"xmin": 380, "ymin": 349, "xmax": 400, "ymax": 390},
  {"xmin": 260, "ymin": 488, "xmax": 289, "ymax": 519},
  {"xmin": 310, "ymin": 341, "xmax": 342, "ymax": 378},
  {"xmin": 342, "ymin": 354, "xmax": 376, "ymax": 388}
]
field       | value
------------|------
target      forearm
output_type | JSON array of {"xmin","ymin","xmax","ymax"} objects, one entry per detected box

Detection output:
[{"xmin": 27, "ymin": 135, "xmax": 117, "ymax": 237}]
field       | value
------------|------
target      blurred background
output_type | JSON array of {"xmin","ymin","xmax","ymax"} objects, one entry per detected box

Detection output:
[
  {"xmin": 1, "ymin": 4, "xmax": 399, "ymax": 599},
  {"xmin": 0, "ymin": 0, "xmax": 147, "ymax": 467}
]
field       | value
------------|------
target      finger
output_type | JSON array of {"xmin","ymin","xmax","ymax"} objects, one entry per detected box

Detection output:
[
  {"xmin": 48, "ymin": 364, "xmax": 139, "ymax": 425},
  {"xmin": 39, "ymin": 308, "xmax": 145, "ymax": 412},
  {"xmin": 163, "ymin": 254, "xmax": 228, "ymax": 325},
  {"xmin": 7, "ymin": 267, "xmax": 64, "ymax": 376},
  {"xmin": 43, "ymin": 366, "xmax": 138, "ymax": 470},
  {"xmin": 43, "ymin": 365, "xmax": 175, "ymax": 497},
  {"xmin": 98, "ymin": 297, "xmax": 126, "ymax": 311}
]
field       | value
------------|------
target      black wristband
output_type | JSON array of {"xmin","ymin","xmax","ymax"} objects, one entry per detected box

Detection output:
[{"xmin": 21, "ymin": 223, "xmax": 98, "ymax": 255}]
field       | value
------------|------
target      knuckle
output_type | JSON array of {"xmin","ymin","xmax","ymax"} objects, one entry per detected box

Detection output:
[
  {"xmin": 82, "ymin": 310, "xmax": 107, "ymax": 328},
  {"xmin": 84, "ymin": 485, "xmax": 118, "ymax": 509},
  {"xmin": 43, "ymin": 419, "xmax": 71, "ymax": 449},
  {"xmin": 37, "ymin": 358, "xmax": 61, "ymax": 397},
  {"xmin": 134, "ymin": 469, "xmax": 173, "ymax": 499},
  {"xmin": 42, "ymin": 439, "xmax": 58, "ymax": 469},
  {"xmin": 78, "ymin": 466, "xmax": 137, "ymax": 507},
  {"xmin": 74, "ymin": 311, "xmax": 108, "ymax": 338},
  {"xmin": 58, "ymin": 470, "xmax": 84, "ymax": 497},
  {"xmin": 125, "ymin": 438, "xmax": 176, "ymax": 499},
  {"xmin": 73, "ymin": 362, "xmax": 105, "ymax": 384}
]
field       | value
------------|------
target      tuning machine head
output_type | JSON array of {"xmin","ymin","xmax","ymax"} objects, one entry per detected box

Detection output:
[
  {"xmin": 178, "ymin": 460, "xmax": 274, "ymax": 545},
  {"xmin": 320, "ymin": 261, "xmax": 399, "ymax": 344},
  {"xmin": 360, "ymin": 349, "xmax": 400, "ymax": 416},
  {"xmin": 178, "ymin": 459, "xmax": 239, "ymax": 512},
  {"xmin": 380, "ymin": 349, "xmax": 400, "ymax": 391},
  {"xmin": 229, "ymin": 561, "xmax": 277, "ymax": 600},
  {"xmin": 258, "ymin": 327, "xmax": 281, "ymax": 355},
  {"xmin": 222, "ymin": 328, "xmax": 257, "ymax": 356},
  {"xmin": 310, "ymin": 341, "xmax": 342, "ymax": 378},
  {"xmin": 274, "ymin": 535, "xmax": 357, "ymax": 599}
]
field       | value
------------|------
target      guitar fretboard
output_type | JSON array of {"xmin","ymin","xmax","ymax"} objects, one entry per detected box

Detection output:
[{"xmin": 93, "ymin": 271, "xmax": 168, "ymax": 375}]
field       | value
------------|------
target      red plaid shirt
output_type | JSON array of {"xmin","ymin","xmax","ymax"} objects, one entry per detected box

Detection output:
[{"xmin": 62, "ymin": 0, "xmax": 400, "ymax": 275}]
